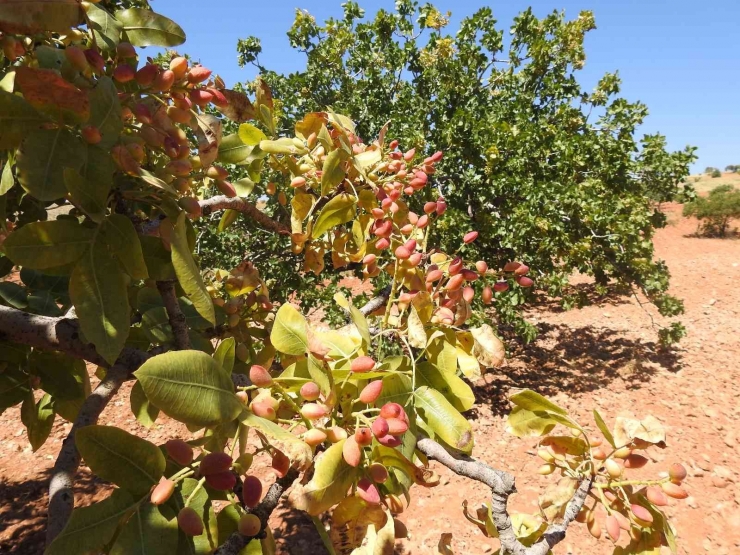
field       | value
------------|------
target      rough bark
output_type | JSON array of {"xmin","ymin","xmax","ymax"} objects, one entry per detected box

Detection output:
[
  {"xmin": 156, "ymin": 280, "xmax": 191, "ymax": 350},
  {"xmin": 416, "ymin": 438, "xmax": 592, "ymax": 555}
]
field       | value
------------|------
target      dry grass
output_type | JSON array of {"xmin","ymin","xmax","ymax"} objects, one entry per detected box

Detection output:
[{"xmin": 686, "ymin": 171, "xmax": 740, "ymax": 194}]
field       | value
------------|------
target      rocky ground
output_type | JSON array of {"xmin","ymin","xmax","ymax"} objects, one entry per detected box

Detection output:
[{"xmin": 1, "ymin": 203, "xmax": 738, "ymax": 554}]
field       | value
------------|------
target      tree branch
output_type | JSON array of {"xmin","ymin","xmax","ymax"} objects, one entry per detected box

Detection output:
[
  {"xmin": 46, "ymin": 364, "xmax": 131, "ymax": 545},
  {"xmin": 416, "ymin": 438, "xmax": 592, "ymax": 555},
  {"xmin": 199, "ymin": 196, "xmax": 290, "ymax": 235},
  {"xmin": 0, "ymin": 305, "xmax": 149, "ymax": 370},
  {"xmin": 214, "ymin": 468, "xmax": 299, "ymax": 555},
  {"xmin": 140, "ymin": 196, "xmax": 290, "ymax": 236},
  {"xmin": 156, "ymin": 280, "xmax": 191, "ymax": 350},
  {"xmin": 359, "ymin": 285, "xmax": 391, "ymax": 316}
]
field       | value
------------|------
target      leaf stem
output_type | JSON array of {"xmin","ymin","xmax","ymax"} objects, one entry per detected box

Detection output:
[{"xmin": 310, "ymin": 515, "xmax": 338, "ymax": 555}]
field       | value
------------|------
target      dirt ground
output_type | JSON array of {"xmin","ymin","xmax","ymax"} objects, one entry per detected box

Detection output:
[{"xmin": 2, "ymin": 203, "xmax": 739, "ymax": 554}]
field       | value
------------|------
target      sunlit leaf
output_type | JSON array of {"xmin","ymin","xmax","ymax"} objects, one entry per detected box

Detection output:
[
  {"xmin": 0, "ymin": 0, "xmax": 83, "ymax": 34},
  {"xmin": 289, "ymin": 439, "xmax": 360, "ymax": 515},
  {"xmin": 70, "ymin": 238, "xmax": 130, "ymax": 365},
  {"xmin": 135, "ymin": 350, "xmax": 243, "ymax": 427},
  {"xmin": 15, "ymin": 67, "xmax": 89, "ymax": 123},
  {"xmin": 115, "ymin": 8, "xmax": 186, "ymax": 47},
  {"xmin": 171, "ymin": 212, "xmax": 215, "ymax": 325},
  {"xmin": 312, "ymin": 193, "xmax": 356, "ymax": 239},
  {"xmin": 270, "ymin": 303, "xmax": 308, "ymax": 355},
  {"xmin": 414, "ymin": 386, "xmax": 473, "ymax": 454},
  {"xmin": 111, "ymin": 503, "xmax": 178, "ymax": 555}
]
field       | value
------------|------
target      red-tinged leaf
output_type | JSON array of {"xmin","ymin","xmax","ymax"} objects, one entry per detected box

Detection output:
[
  {"xmin": 15, "ymin": 67, "xmax": 90, "ymax": 123},
  {"xmin": 0, "ymin": 0, "xmax": 83, "ymax": 34}
]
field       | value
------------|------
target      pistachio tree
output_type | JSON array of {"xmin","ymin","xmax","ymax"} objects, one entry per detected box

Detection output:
[
  {"xmin": 235, "ymin": 1, "xmax": 697, "ymax": 343},
  {"xmin": 0, "ymin": 2, "xmax": 688, "ymax": 554}
]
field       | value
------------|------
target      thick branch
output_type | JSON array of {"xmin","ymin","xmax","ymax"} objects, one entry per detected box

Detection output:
[
  {"xmin": 0, "ymin": 305, "xmax": 149, "ymax": 370},
  {"xmin": 200, "ymin": 196, "xmax": 290, "ymax": 235},
  {"xmin": 416, "ymin": 438, "xmax": 591, "ymax": 555},
  {"xmin": 214, "ymin": 468, "xmax": 299, "ymax": 555},
  {"xmin": 156, "ymin": 280, "xmax": 191, "ymax": 350},
  {"xmin": 46, "ymin": 365, "xmax": 130, "ymax": 545},
  {"xmin": 359, "ymin": 285, "xmax": 391, "ymax": 316}
]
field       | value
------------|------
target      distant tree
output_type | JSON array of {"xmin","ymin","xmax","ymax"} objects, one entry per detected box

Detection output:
[
  {"xmin": 705, "ymin": 166, "xmax": 719, "ymax": 175},
  {"xmin": 683, "ymin": 184, "xmax": 740, "ymax": 237},
  {"xmin": 711, "ymin": 169, "xmax": 722, "ymax": 178},
  {"xmin": 725, "ymin": 165, "xmax": 738, "ymax": 173}
]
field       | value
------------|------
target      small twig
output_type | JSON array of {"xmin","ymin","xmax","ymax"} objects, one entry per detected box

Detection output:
[
  {"xmin": 214, "ymin": 468, "xmax": 299, "ymax": 555},
  {"xmin": 156, "ymin": 280, "xmax": 191, "ymax": 350}
]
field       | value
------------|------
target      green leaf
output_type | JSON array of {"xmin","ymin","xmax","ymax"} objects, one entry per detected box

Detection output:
[
  {"xmin": 115, "ymin": 8, "xmax": 186, "ymax": 47},
  {"xmin": 258, "ymin": 138, "xmax": 304, "ymax": 155},
  {"xmin": 29, "ymin": 350, "xmax": 86, "ymax": 401},
  {"xmin": 288, "ymin": 439, "xmax": 360, "ymax": 515},
  {"xmin": 239, "ymin": 411, "xmax": 313, "ymax": 469},
  {"xmin": 233, "ymin": 178, "xmax": 255, "ymax": 197},
  {"xmin": 238, "ymin": 123, "xmax": 267, "ymax": 146},
  {"xmin": 75, "ymin": 425, "xmax": 165, "ymax": 495},
  {"xmin": 45, "ymin": 489, "xmax": 139, "ymax": 555},
  {"xmin": 270, "ymin": 303, "xmax": 308, "ymax": 355},
  {"xmin": 1, "ymin": 157, "xmax": 14, "ymax": 195},
  {"xmin": 311, "ymin": 193, "xmax": 356, "ymax": 239},
  {"xmin": 0, "ymin": 0, "xmax": 83, "ymax": 34},
  {"xmin": 376, "ymin": 371, "xmax": 413, "ymax": 408},
  {"xmin": 509, "ymin": 390, "xmax": 568, "ymax": 416},
  {"xmin": 0, "ymin": 91, "xmax": 47, "ymax": 150},
  {"xmin": 20, "ymin": 392, "xmax": 55, "ymax": 452},
  {"xmin": 414, "ymin": 386, "xmax": 474, "ymax": 454},
  {"xmin": 426, "ymin": 329, "xmax": 458, "ymax": 374},
  {"xmin": 321, "ymin": 149, "xmax": 347, "ymax": 196},
  {"xmin": 217, "ymin": 209, "xmax": 239, "ymax": 233},
  {"xmin": 0, "ymin": 363, "xmax": 29, "ymax": 414},
  {"xmin": 64, "ymin": 167, "xmax": 108, "ymax": 223},
  {"xmin": 217, "ymin": 133, "xmax": 253, "ymax": 164},
  {"xmin": 88, "ymin": 77, "xmax": 123, "ymax": 148},
  {"xmin": 415, "ymin": 362, "xmax": 475, "ymax": 413},
  {"xmin": 3, "ymin": 220, "xmax": 94, "ymax": 270},
  {"xmin": 27, "ymin": 290, "xmax": 63, "ymax": 316},
  {"xmin": 130, "ymin": 380, "xmax": 159, "ymax": 429},
  {"xmin": 140, "ymin": 236, "xmax": 176, "ymax": 281},
  {"xmin": 214, "ymin": 338, "xmax": 236, "ymax": 374},
  {"xmin": 505, "ymin": 406, "xmax": 557, "ymax": 438},
  {"xmin": 111, "ymin": 503, "xmax": 179, "ymax": 555},
  {"xmin": 171, "ymin": 212, "xmax": 215, "ymax": 325},
  {"xmin": 349, "ymin": 305, "xmax": 371, "ymax": 348},
  {"xmin": 307, "ymin": 354, "xmax": 331, "ymax": 396},
  {"xmin": 135, "ymin": 350, "xmax": 243, "ymax": 427},
  {"xmin": 70, "ymin": 237, "xmax": 130, "ymax": 365},
  {"xmin": 16, "ymin": 128, "xmax": 86, "ymax": 201},
  {"xmin": 593, "ymin": 409, "xmax": 616, "ymax": 448},
  {"xmin": 170, "ymin": 478, "xmax": 218, "ymax": 554},
  {"xmin": 84, "ymin": 3, "xmax": 122, "ymax": 50},
  {"xmin": 100, "ymin": 214, "xmax": 148, "ymax": 280},
  {"xmin": 0, "ymin": 281, "xmax": 28, "ymax": 309}
]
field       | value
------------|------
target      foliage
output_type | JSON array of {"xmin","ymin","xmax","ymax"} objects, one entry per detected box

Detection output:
[
  {"xmin": 0, "ymin": 3, "xmax": 688, "ymax": 555},
  {"xmin": 683, "ymin": 184, "xmax": 740, "ymax": 237},
  {"xmin": 233, "ymin": 1, "xmax": 697, "ymax": 344},
  {"xmin": 711, "ymin": 169, "xmax": 722, "ymax": 178},
  {"xmin": 725, "ymin": 165, "xmax": 738, "ymax": 173}
]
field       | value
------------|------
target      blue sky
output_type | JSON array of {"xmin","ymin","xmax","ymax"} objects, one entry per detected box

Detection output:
[{"xmin": 152, "ymin": 0, "xmax": 739, "ymax": 173}]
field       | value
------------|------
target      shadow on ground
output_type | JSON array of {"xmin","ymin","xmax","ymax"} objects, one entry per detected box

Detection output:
[
  {"xmin": 0, "ymin": 469, "xmax": 106, "ymax": 555},
  {"xmin": 473, "ymin": 322, "xmax": 682, "ymax": 418}
]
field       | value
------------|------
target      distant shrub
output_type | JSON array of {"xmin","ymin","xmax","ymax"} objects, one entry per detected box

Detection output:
[
  {"xmin": 683, "ymin": 184, "xmax": 740, "ymax": 237},
  {"xmin": 726, "ymin": 165, "xmax": 738, "ymax": 173},
  {"xmin": 705, "ymin": 166, "xmax": 719, "ymax": 175},
  {"xmin": 711, "ymin": 169, "xmax": 722, "ymax": 178}
]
